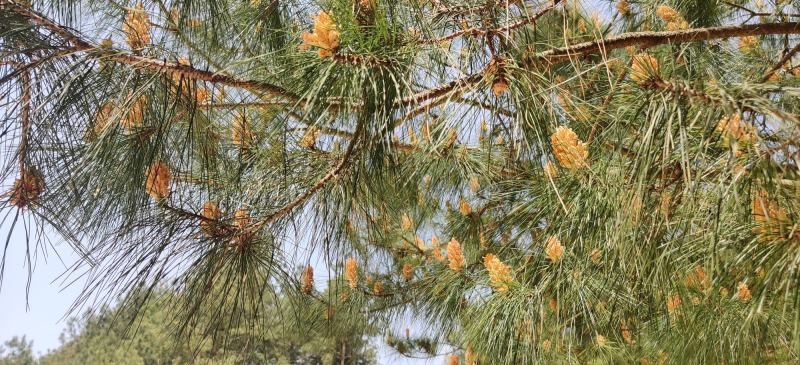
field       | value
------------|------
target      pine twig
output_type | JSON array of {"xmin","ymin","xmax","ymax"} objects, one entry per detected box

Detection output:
[
  {"xmin": 248, "ymin": 121, "xmax": 365, "ymax": 232},
  {"xmin": 761, "ymin": 42, "xmax": 800, "ymax": 82},
  {"xmin": 530, "ymin": 22, "xmax": 800, "ymax": 64},
  {"xmin": 0, "ymin": 0, "xmax": 300, "ymax": 103}
]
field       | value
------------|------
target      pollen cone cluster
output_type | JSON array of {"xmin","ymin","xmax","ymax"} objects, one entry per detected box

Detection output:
[
  {"xmin": 401, "ymin": 213, "xmax": 413, "ymax": 231},
  {"xmin": 200, "ymin": 201, "xmax": 222, "ymax": 237},
  {"xmin": 301, "ymin": 12, "xmax": 340, "ymax": 58},
  {"xmin": 234, "ymin": 208, "xmax": 251, "ymax": 229},
  {"xmin": 458, "ymin": 198, "xmax": 472, "ymax": 216},
  {"xmin": 231, "ymin": 112, "xmax": 254, "ymax": 148},
  {"xmin": 739, "ymin": 36, "xmax": 759, "ymax": 54},
  {"xmin": 656, "ymin": 5, "xmax": 688, "ymax": 30},
  {"xmin": 716, "ymin": 114, "xmax": 756, "ymax": 144},
  {"xmin": 301, "ymin": 265, "xmax": 314, "ymax": 294},
  {"xmin": 345, "ymin": 257, "xmax": 358, "ymax": 288},
  {"xmin": 89, "ymin": 102, "xmax": 117, "ymax": 139},
  {"xmin": 616, "ymin": 0, "xmax": 630, "ymax": 15},
  {"xmin": 736, "ymin": 281, "xmax": 752, "ymax": 302},
  {"xmin": 6, "ymin": 168, "xmax": 45, "ymax": 208},
  {"xmin": 121, "ymin": 95, "xmax": 146, "ymax": 130},
  {"xmin": 145, "ymin": 161, "xmax": 171, "ymax": 200},
  {"xmin": 483, "ymin": 253, "xmax": 513, "ymax": 292},
  {"xmin": 300, "ymin": 126, "xmax": 321, "ymax": 149},
  {"xmin": 124, "ymin": 2, "xmax": 151, "ymax": 51},
  {"xmin": 446, "ymin": 238, "xmax": 464, "ymax": 272},
  {"xmin": 431, "ymin": 235, "xmax": 445, "ymax": 262},
  {"xmin": 402, "ymin": 263, "xmax": 413, "ymax": 281},
  {"xmin": 550, "ymin": 126, "xmax": 588, "ymax": 170},
  {"xmin": 630, "ymin": 53, "xmax": 659, "ymax": 84},
  {"xmin": 545, "ymin": 236, "xmax": 564, "ymax": 263},
  {"xmin": 752, "ymin": 189, "xmax": 788, "ymax": 239}
]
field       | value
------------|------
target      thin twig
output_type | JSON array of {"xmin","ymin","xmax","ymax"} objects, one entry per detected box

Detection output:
[
  {"xmin": 18, "ymin": 68, "xmax": 30, "ymax": 174},
  {"xmin": 761, "ymin": 42, "xmax": 800, "ymax": 82},
  {"xmin": 421, "ymin": 0, "xmax": 562, "ymax": 44},
  {"xmin": 248, "ymin": 121, "xmax": 364, "ymax": 232}
]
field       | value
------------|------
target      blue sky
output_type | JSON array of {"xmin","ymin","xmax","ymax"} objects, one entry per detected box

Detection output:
[{"xmin": 0, "ymin": 224, "xmax": 86, "ymax": 355}]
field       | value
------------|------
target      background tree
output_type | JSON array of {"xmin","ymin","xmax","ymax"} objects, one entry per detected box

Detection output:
[
  {"xmin": 1, "ymin": 287, "xmax": 375, "ymax": 365},
  {"xmin": 0, "ymin": 337, "xmax": 34, "ymax": 365},
  {"xmin": 2, "ymin": 0, "xmax": 800, "ymax": 364}
]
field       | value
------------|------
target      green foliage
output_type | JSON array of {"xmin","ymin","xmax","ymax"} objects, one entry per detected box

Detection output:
[
  {"xmin": 2, "ymin": 0, "xmax": 800, "ymax": 364},
  {"xmin": 0, "ymin": 337, "xmax": 35, "ymax": 365},
  {"xmin": 4, "ymin": 288, "xmax": 375, "ymax": 365}
]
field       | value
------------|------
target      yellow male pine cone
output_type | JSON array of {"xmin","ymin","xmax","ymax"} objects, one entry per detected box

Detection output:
[
  {"xmin": 301, "ymin": 265, "xmax": 314, "ymax": 294},
  {"xmin": 145, "ymin": 161, "xmax": 171, "ymax": 200},
  {"xmin": 630, "ymin": 54, "xmax": 659, "ymax": 84},
  {"xmin": 550, "ymin": 126, "xmax": 588, "ymax": 170},
  {"xmin": 483, "ymin": 253, "xmax": 513, "ymax": 292},
  {"xmin": 231, "ymin": 113, "xmax": 254, "ymax": 148},
  {"xmin": 736, "ymin": 281, "xmax": 752, "ymax": 302},
  {"xmin": 200, "ymin": 201, "xmax": 222, "ymax": 237},
  {"xmin": 345, "ymin": 257, "xmax": 358, "ymax": 289},
  {"xmin": 300, "ymin": 126, "xmax": 321, "ymax": 149},
  {"xmin": 402, "ymin": 263, "xmax": 413, "ymax": 281},
  {"xmin": 121, "ymin": 95, "xmax": 146, "ymax": 130},
  {"xmin": 545, "ymin": 236, "xmax": 564, "ymax": 263},
  {"xmin": 447, "ymin": 238, "xmax": 464, "ymax": 272},
  {"xmin": 655, "ymin": 5, "xmax": 688, "ymax": 30},
  {"xmin": 124, "ymin": 2, "xmax": 151, "ymax": 51},
  {"xmin": 300, "ymin": 12, "xmax": 340, "ymax": 58}
]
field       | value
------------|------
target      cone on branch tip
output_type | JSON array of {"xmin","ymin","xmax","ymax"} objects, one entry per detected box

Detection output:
[
  {"xmin": 145, "ymin": 161, "xmax": 171, "ymax": 201},
  {"xmin": 6, "ymin": 168, "xmax": 45, "ymax": 209},
  {"xmin": 123, "ymin": 2, "xmax": 151, "ymax": 51},
  {"xmin": 301, "ymin": 265, "xmax": 314, "ymax": 294},
  {"xmin": 300, "ymin": 12, "xmax": 340, "ymax": 58},
  {"xmin": 345, "ymin": 257, "xmax": 358, "ymax": 289},
  {"xmin": 656, "ymin": 5, "xmax": 688, "ymax": 30},
  {"xmin": 402, "ymin": 263, "xmax": 413, "ymax": 281},
  {"xmin": 200, "ymin": 201, "xmax": 223, "ymax": 237},
  {"xmin": 550, "ymin": 126, "xmax": 588, "ymax": 170},
  {"xmin": 447, "ymin": 239, "xmax": 464, "ymax": 272},
  {"xmin": 545, "ymin": 236, "xmax": 564, "ymax": 263},
  {"xmin": 483, "ymin": 253, "xmax": 513, "ymax": 292}
]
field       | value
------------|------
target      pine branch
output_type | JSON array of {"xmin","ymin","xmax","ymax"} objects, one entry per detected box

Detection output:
[
  {"xmin": 530, "ymin": 22, "xmax": 800, "ymax": 64},
  {"xmin": 760, "ymin": 42, "xmax": 800, "ymax": 82},
  {"xmin": 0, "ymin": 0, "xmax": 300, "ymax": 103},
  {"xmin": 18, "ymin": 67, "xmax": 30, "ymax": 173},
  {"xmin": 399, "ymin": 72, "xmax": 484, "ymax": 106},
  {"xmin": 249, "ymin": 121, "xmax": 365, "ymax": 233},
  {"xmin": 422, "ymin": 0, "xmax": 563, "ymax": 44}
]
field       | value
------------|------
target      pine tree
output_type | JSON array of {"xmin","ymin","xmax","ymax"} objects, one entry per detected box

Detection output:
[{"xmin": 2, "ymin": 0, "xmax": 800, "ymax": 363}]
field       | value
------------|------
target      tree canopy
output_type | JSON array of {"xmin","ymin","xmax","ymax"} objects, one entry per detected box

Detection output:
[
  {"xmin": 2, "ymin": 0, "xmax": 800, "ymax": 364},
  {"xmin": 0, "ymin": 288, "xmax": 375, "ymax": 364}
]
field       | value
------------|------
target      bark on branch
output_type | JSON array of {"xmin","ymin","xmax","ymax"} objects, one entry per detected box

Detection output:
[
  {"xmin": 0, "ymin": 0, "xmax": 300, "ymax": 103},
  {"xmin": 530, "ymin": 22, "xmax": 800, "ymax": 64}
]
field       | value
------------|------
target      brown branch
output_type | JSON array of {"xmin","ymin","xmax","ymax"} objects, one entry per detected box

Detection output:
[
  {"xmin": 248, "ymin": 122, "xmax": 364, "ymax": 232},
  {"xmin": 722, "ymin": 1, "xmax": 800, "ymax": 19},
  {"xmin": 18, "ymin": 68, "xmax": 30, "ymax": 174},
  {"xmin": 421, "ymin": 0, "xmax": 562, "ymax": 44},
  {"xmin": 761, "ymin": 42, "xmax": 800, "ymax": 82},
  {"xmin": 398, "ymin": 72, "xmax": 484, "ymax": 106},
  {"xmin": 198, "ymin": 102, "xmax": 287, "ymax": 109},
  {"xmin": 1, "ymin": 0, "xmax": 300, "ymax": 103},
  {"xmin": 530, "ymin": 22, "xmax": 800, "ymax": 65}
]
